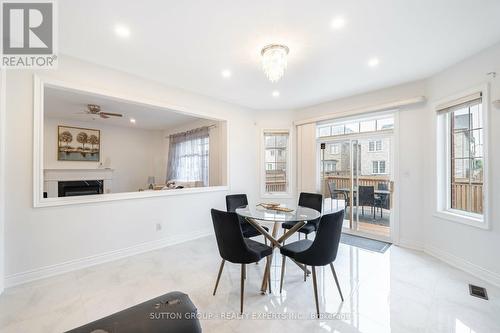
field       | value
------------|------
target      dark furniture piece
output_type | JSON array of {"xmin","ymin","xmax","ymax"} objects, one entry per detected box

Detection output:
[
  {"xmin": 375, "ymin": 183, "xmax": 390, "ymax": 218},
  {"xmin": 281, "ymin": 192, "xmax": 323, "ymax": 238},
  {"xmin": 235, "ymin": 204, "xmax": 322, "ymax": 293},
  {"xmin": 65, "ymin": 291, "xmax": 201, "ymax": 333},
  {"xmin": 226, "ymin": 194, "xmax": 269, "ymax": 239},
  {"xmin": 327, "ymin": 181, "xmax": 336, "ymax": 199},
  {"xmin": 358, "ymin": 185, "xmax": 375, "ymax": 219},
  {"xmin": 211, "ymin": 209, "xmax": 273, "ymax": 314},
  {"xmin": 279, "ymin": 210, "xmax": 345, "ymax": 316}
]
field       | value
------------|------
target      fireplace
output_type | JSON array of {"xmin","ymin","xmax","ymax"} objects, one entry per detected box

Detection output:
[{"xmin": 58, "ymin": 180, "xmax": 103, "ymax": 197}]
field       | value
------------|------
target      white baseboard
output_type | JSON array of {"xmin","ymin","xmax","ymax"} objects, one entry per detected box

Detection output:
[
  {"xmin": 397, "ymin": 240, "xmax": 500, "ymax": 287},
  {"xmin": 5, "ymin": 229, "xmax": 213, "ymax": 288},
  {"xmin": 397, "ymin": 238, "xmax": 425, "ymax": 251},
  {"xmin": 424, "ymin": 245, "xmax": 500, "ymax": 287}
]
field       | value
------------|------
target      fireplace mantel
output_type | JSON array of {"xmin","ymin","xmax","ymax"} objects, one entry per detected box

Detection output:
[{"xmin": 44, "ymin": 169, "xmax": 114, "ymax": 197}]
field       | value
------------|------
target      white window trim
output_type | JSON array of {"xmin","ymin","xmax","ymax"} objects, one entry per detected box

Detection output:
[
  {"xmin": 372, "ymin": 160, "xmax": 387, "ymax": 175},
  {"xmin": 434, "ymin": 84, "xmax": 490, "ymax": 229},
  {"xmin": 260, "ymin": 128, "xmax": 293, "ymax": 198},
  {"xmin": 368, "ymin": 140, "xmax": 382, "ymax": 152},
  {"xmin": 330, "ymin": 144, "xmax": 339, "ymax": 154}
]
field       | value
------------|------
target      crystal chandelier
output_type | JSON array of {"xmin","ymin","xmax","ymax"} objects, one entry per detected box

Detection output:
[{"xmin": 261, "ymin": 44, "xmax": 289, "ymax": 82}]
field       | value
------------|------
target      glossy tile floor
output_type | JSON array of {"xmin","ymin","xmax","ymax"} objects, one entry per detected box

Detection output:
[{"xmin": 1, "ymin": 235, "xmax": 499, "ymax": 332}]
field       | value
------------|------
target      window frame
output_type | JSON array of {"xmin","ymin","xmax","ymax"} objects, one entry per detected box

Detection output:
[
  {"xmin": 435, "ymin": 85, "xmax": 490, "ymax": 229},
  {"xmin": 369, "ymin": 140, "xmax": 382, "ymax": 152},
  {"xmin": 261, "ymin": 129, "xmax": 292, "ymax": 198},
  {"xmin": 372, "ymin": 160, "xmax": 387, "ymax": 175},
  {"xmin": 330, "ymin": 143, "xmax": 340, "ymax": 155}
]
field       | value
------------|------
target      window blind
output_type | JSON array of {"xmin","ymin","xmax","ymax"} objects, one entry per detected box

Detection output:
[{"xmin": 436, "ymin": 92, "xmax": 482, "ymax": 114}]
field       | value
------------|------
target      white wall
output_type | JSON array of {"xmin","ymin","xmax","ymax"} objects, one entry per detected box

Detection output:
[
  {"xmin": 44, "ymin": 117, "xmax": 165, "ymax": 193},
  {"xmin": 0, "ymin": 69, "xmax": 6, "ymax": 294},
  {"xmin": 423, "ymin": 43, "xmax": 500, "ymax": 284},
  {"xmin": 4, "ymin": 56, "xmax": 258, "ymax": 285}
]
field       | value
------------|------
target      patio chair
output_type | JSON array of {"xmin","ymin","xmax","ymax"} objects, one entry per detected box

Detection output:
[
  {"xmin": 358, "ymin": 186, "xmax": 375, "ymax": 219},
  {"xmin": 375, "ymin": 183, "xmax": 390, "ymax": 219}
]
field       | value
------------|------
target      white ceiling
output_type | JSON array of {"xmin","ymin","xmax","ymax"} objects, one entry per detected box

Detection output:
[
  {"xmin": 59, "ymin": 0, "xmax": 500, "ymax": 110},
  {"xmin": 44, "ymin": 85, "xmax": 202, "ymax": 130}
]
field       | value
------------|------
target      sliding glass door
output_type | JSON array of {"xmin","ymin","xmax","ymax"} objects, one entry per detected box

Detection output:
[{"xmin": 318, "ymin": 115, "xmax": 394, "ymax": 241}]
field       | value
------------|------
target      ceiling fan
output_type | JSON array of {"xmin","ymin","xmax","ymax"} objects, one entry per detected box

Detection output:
[{"xmin": 83, "ymin": 104, "xmax": 123, "ymax": 119}]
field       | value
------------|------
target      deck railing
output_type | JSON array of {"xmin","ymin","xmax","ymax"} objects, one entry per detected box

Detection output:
[
  {"xmin": 265, "ymin": 170, "xmax": 287, "ymax": 192},
  {"xmin": 322, "ymin": 175, "xmax": 392, "ymax": 198},
  {"xmin": 324, "ymin": 175, "xmax": 483, "ymax": 214},
  {"xmin": 451, "ymin": 181, "xmax": 483, "ymax": 214}
]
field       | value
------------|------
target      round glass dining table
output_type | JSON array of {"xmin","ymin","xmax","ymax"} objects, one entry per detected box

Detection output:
[
  {"xmin": 235, "ymin": 205, "xmax": 321, "ymax": 294},
  {"xmin": 235, "ymin": 205, "xmax": 321, "ymax": 223}
]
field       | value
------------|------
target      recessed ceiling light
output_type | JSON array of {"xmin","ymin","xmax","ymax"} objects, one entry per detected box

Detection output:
[
  {"xmin": 331, "ymin": 16, "xmax": 346, "ymax": 30},
  {"xmin": 221, "ymin": 69, "xmax": 232, "ymax": 78},
  {"xmin": 130, "ymin": 118, "xmax": 136, "ymax": 124},
  {"xmin": 114, "ymin": 24, "xmax": 130, "ymax": 38},
  {"xmin": 272, "ymin": 91, "xmax": 280, "ymax": 97},
  {"xmin": 368, "ymin": 57, "xmax": 380, "ymax": 68}
]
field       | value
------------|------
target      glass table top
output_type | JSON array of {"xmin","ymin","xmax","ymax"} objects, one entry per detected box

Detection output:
[{"xmin": 235, "ymin": 205, "xmax": 321, "ymax": 223}]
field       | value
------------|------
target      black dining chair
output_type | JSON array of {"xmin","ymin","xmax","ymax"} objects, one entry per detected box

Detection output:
[
  {"xmin": 279, "ymin": 210, "xmax": 345, "ymax": 316},
  {"xmin": 358, "ymin": 186, "xmax": 375, "ymax": 219},
  {"xmin": 211, "ymin": 209, "xmax": 273, "ymax": 314},
  {"xmin": 375, "ymin": 183, "xmax": 390, "ymax": 219},
  {"xmin": 281, "ymin": 192, "xmax": 323, "ymax": 239},
  {"xmin": 226, "ymin": 194, "xmax": 269, "ymax": 240},
  {"xmin": 327, "ymin": 181, "xmax": 336, "ymax": 198}
]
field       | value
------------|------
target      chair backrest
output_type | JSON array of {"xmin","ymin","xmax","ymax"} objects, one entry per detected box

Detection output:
[
  {"xmin": 358, "ymin": 186, "xmax": 374, "ymax": 205},
  {"xmin": 211, "ymin": 209, "xmax": 257, "ymax": 263},
  {"xmin": 226, "ymin": 194, "xmax": 248, "ymax": 213},
  {"xmin": 298, "ymin": 192, "xmax": 323, "ymax": 213},
  {"xmin": 295, "ymin": 210, "xmax": 345, "ymax": 266},
  {"xmin": 327, "ymin": 182, "xmax": 336, "ymax": 197}
]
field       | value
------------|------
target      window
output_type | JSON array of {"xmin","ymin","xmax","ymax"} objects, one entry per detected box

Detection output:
[
  {"xmin": 436, "ymin": 90, "xmax": 487, "ymax": 226},
  {"xmin": 369, "ymin": 140, "xmax": 382, "ymax": 152},
  {"xmin": 317, "ymin": 115, "xmax": 394, "ymax": 138},
  {"xmin": 372, "ymin": 160, "xmax": 386, "ymax": 174},
  {"xmin": 167, "ymin": 127, "xmax": 210, "ymax": 186},
  {"xmin": 450, "ymin": 101, "xmax": 483, "ymax": 214},
  {"xmin": 330, "ymin": 144, "xmax": 340, "ymax": 154},
  {"xmin": 263, "ymin": 131, "xmax": 289, "ymax": 194}
]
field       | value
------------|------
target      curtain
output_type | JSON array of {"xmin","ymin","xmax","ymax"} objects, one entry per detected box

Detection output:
[{"xmin": 166, "ymin": 126, "xmax": 209, "ymax": 186}]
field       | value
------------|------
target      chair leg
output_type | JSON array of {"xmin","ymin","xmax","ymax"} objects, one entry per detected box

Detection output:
[
  {"xmin": 213, "ymin": 259, "xmax": 225, "ymax": 296},
  {"xmin": 305, "ymin": 233, "xmax": 308, "ymax": 240},
  {"xmin": 240, "ymin": 264, "xmax": 246, "ymax": 314},
  {"xmin": 311, "ymin": 266, "xmax": 320, "ymax": 317},
  {"xmin": 267, "ymin": 256, "xmax": 272, "ymax": 294},
  {"xmin": 330, "ymin": 263, "xmax": 344, "ymax": 301},
  {"xmin": 304, "ymin": 265, "xmax": 307, "ymax": 281},
  {"xmin": 280, "ymin": 255, "xmax": 286, "ymax": 293}
]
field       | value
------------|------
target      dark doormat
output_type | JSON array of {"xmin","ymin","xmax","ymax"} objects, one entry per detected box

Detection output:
[{"xmin": 340, "ymin": 233, "xmax": 391, "ymax": 253}]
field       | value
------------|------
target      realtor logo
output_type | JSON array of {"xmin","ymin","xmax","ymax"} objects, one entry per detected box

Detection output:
[{"xmin": 1, "ymin": 0, "xmax": 57, "ymax": 68}]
